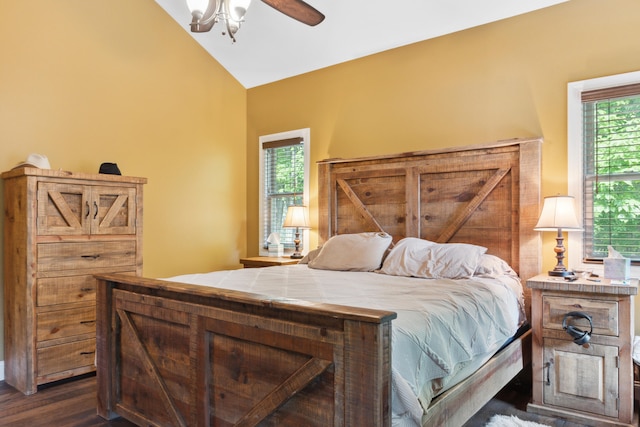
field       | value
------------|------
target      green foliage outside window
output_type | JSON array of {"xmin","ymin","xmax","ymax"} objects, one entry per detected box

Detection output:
[
  {"xmin": 264, "ymin": 144, "xmax": 305, "ymax": 249},
  {"xmin": 585, "ymin": 97, "xmax": 640, "ymax": 260}
]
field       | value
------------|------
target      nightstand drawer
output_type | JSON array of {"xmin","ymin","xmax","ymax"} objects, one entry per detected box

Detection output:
[{"xmin": 542, "ymin": 295, "xmax": 618, "ymax": 336}]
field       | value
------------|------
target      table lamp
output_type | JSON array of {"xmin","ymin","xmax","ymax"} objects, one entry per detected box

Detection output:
[
  {"xmin": 283, "ymin": 205, "xmax": 310, "ymax": 259},
  {"xmin": 534, "ymin": 195, "xmax": 583, "ymax": 277}
]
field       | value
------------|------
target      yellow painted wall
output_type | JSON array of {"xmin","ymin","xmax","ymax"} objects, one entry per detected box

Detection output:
[
  {"xmin": 247, "ymin": 0, "xmax": 640, "ymax": 329},
  {"xmin": 0, "ymin": 1, "xmax": 247, "ymax": 361},
  {"xmin": 1, "ymin": 0, "xmax": 639, "ymax": 366}
]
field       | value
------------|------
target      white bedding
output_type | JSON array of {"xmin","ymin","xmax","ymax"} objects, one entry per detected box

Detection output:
[{"xmin": 166, "ymin": 264, "xmax": 524, "ymax": 427}]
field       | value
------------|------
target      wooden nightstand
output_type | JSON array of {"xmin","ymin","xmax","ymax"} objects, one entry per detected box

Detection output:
[
  {"xmin": 526, "ymin": 274, "xmax": 638, "ymax": 426},
  {"xmin": 239, "ymin": 256, "xmax": 300, "ymax": 268}
]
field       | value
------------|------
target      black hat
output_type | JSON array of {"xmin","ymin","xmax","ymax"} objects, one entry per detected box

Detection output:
[{"xmin": 99, "ymin": 162, "xmax": 121, "ymax": 175}]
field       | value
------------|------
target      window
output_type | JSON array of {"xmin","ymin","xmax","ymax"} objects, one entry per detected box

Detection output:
[
  {"xmin": 258, "ymin": 129, "xmax": 310, "ymax": 256},
  {"xmin": 568, "ymin": 72, "xmax": 640, "ymax": 275}
]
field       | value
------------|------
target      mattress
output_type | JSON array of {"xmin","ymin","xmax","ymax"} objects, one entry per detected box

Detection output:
[{"xmin": 167, "ymin": 264, "xmax": 523, "ymax": 427}]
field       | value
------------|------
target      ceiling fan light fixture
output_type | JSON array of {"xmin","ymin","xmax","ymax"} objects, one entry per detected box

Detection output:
[
  {"xmin": 228, "ymin": 0, "xmax": 252, "ymax": 22},
  {"xmin": 186, "ymin": 0, "xmax": 324, "ymax": 42},
  {"xmin": 186, "ymin": 0, "xmax": 210, "ymax": 14},
  {"xmin": 186, "ymin": 0, "xmax": 251, "ymax": 41}
]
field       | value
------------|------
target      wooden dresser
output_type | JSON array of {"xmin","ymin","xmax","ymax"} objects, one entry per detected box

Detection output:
[
  {"xmin": 2, "ymin": 167, "xmax": 146, "ymax": 394},
  {"xmin": 527, "ymin": 274, "xmax": 637, "ymax": 426}
]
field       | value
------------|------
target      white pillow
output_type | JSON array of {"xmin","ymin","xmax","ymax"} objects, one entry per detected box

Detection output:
[
  {"xmin": 474, "ymin": 254, "xmax": 517, "ymax": 277},
  {"xmin": 379, "ymin": 237, "xmax": 487, "ymax": 279},
  {"xmin": 299, "ymin": 247, "xmax": 321, "ymax": 264},
  {"xmin": 308, "ymin": 232, "xmax": 393, "ymax": 271}
]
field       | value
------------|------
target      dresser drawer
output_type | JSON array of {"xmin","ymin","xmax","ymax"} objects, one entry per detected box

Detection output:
[
  {"xmin": 542, "ymin": 295, "xmax": 618, "ymax": 336},
  {"xmin": 37, "ymin": 306, "xmax": 96, "ymax": 341},
  {"xmin": 37, "ymin": 241, "xmax": 136, "ymax": 272},
  {"xmin": 37, "ymin": 338, "xmax": 96, "ymax": 377},
  {"xmin": 36, "ymin": 270, "xmax": 135, "ymax": 307}
]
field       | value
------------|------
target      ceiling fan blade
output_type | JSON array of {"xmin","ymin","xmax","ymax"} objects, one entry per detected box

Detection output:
[{"xmin": 260, "ymin": 0, "xmax": 325, "ymax": 26}]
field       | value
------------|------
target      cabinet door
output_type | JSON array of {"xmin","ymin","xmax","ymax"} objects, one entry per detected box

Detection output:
[
  {"xmin": 90, "ymin": 186, "xmax": 137, "ymax": 235},
  {"xmin": 37, "ymin": 182, "xmax": 91, "ymax": 235},
  {"xmin": 543, "ymin": 338, "xmax": 618, "ymax": 418}
]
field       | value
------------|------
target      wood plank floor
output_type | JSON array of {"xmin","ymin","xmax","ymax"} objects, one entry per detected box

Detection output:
[{"xmin": 0, "ymin": 373, "xmax": 586, "ymax": 427}]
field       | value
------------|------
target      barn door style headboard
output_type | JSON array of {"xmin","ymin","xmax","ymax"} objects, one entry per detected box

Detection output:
[{"xmin": 317, "ymin": 138, "xmax": 542, "ymax": 315}]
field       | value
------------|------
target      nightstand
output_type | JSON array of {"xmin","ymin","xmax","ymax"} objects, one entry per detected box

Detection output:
[
  {"xmin": 526, "ymin": 274, "xmax": 638, "ymax": 426},
  {"xmin": 239, "ymin": 256, "xmax": 300, "ymax": 268}
]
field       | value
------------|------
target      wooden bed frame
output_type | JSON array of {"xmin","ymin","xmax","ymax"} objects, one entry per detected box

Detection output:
[{"xmin": 96, "ymin": 138, "xmax": 541, "ymax": 426}]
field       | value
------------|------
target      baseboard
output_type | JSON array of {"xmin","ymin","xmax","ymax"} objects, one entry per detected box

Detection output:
[{"xmin": 0, "ymin": 361, "xmax": 4, "ymax": 381}]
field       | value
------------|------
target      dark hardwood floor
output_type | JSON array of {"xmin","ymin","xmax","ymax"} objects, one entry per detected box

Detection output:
[
  {"xmin": 0, "ymin": 374, "xmax": 132, "ymax": 427},
  {"xmin": 0, "ymin": 372, "xmax": 585, "ymax": 427}
]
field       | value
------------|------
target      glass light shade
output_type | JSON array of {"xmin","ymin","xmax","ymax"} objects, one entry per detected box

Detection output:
[
  {"xmin": 228, "ymin": 0, "xmax": 252, "ymax": 22},
  {"xmin": 283, "ymin": 206, "xmax": 311, "ymax": 229},
  {"xmin": 186, "ymin": 0, "xmax": 210, "ymax": 13},
  {"xmin": 534, "ymin": 195, "xmax": 582, "ymax": 231}
]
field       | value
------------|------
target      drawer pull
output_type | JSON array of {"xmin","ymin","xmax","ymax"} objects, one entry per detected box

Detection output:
[
  {"xmin": 562, "ymin": 311, "xmax": 593, "ymax": 346},
  {"xmin": 93, "ymin": 201, "xmax": 98, "ymax": 219},
  {"xmin": 85, "ymin": 201, "xmax": 91, "ymax": 218},
  {"xmin": 80, "ymin": 320, "xmax": 96, "ymax": 325},
  {"xmin": 80, "ymin": 287, "xmax": 94, "ymax": 292},
  {"xmin": 80, "ymin": 351, "xmax": 95, "ymax": 356},
  {"xmin": 544, "ymin": 361, "xmax": 552, "ymax": 385},
  {"xmin": 81, "ymin": 254, "xmax": 100, "ymax": 260}
]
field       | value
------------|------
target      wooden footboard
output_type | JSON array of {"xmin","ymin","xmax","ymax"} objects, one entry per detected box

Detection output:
[{"xmin": 96, "ymin": 273, "xmax": 396, "ymax": 427}]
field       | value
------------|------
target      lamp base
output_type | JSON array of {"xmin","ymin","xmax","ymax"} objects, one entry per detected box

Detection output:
[
  {"xmin": 290, "ymin": 253, "xmax": 304, "ymax": 259},
  {"xmin": 548, "ymin": 269, "xmax": 573, "ymax": 277}
]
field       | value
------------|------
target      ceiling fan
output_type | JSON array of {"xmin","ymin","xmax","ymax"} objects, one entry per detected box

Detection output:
[{"xmin": 186, "ymin": 0, "xmax": 325, "ymax": 42}]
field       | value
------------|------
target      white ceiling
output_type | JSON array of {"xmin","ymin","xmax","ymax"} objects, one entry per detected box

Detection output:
[{"xmin": 154, "ymin": 0, "xmax": 568, "ymax": 88}]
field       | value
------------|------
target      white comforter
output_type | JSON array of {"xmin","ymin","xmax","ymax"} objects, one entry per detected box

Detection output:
[{"xmin": 167, "ymin": 265, "xmax": 523, "ymax": 427}]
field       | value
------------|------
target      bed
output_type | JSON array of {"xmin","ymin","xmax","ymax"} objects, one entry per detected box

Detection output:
[{"xmin": 96, "ymin": 137, "xmax": 542, "ymax": 426}]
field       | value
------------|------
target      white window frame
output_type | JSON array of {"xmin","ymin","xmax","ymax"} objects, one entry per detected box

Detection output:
[
  {"xmin": 567, "ymin": 70, "xmax": 640, "ymax": 278},
  {"xmin": 258, "ymin": 128, "xmax": 310, "ymax": 256}
]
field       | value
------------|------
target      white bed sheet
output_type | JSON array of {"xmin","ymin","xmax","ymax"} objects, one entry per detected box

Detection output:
[{"xmin": 166, "ymin": 265, "xmax": 523, "ymax": 427}]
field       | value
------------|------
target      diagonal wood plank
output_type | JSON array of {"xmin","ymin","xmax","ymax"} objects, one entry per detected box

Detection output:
[
  {"xmin": 436, "ymin": 167, "xmax": 510, "ymax": 243},
  {"xmin": 99, "ymin": 194, "xmax": 128, "ymax": 228},
  {"xmin": 337, "ymin": 178, "xmax": 386, "ymax": 233},
  {"xmin": 234, "ymin": 357, "xmax": 332, "ymax": 427},
  {"xmin": 117, "ymin": 309, "xmax": 187, "ymax": 427},
  {"xmin": 48, "ymin": 190, "xmax": 83, "ymax": 229}
]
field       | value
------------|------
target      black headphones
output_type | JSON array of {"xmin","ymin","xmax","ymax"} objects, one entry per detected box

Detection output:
[{"xmin": 562, "ymin": 311, "xmax": 593, "ymax": 345}]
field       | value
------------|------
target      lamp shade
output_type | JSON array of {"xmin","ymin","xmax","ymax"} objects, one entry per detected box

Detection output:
[
  {"xmin": 228, "ymin": 0, "xmax": 252, "ymax": 22},
  {"xmin": 186, "ymin": 0, "xmax": 211, "ymax": 13},
  {"xmin": 283, "ymin": 205, "xmax": 311, "ymax": 229},
  {"xmin": 534, "ymin": 195, "xmax": 582, "ymax": 231}
]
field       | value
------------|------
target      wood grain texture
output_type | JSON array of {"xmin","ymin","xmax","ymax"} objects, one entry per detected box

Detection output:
[
  {"xmin": 96, "ymin": 138, "xmax": 541, "ymax": 426},
  {"xmin": 2, "ymin": 168, "xmax": 145, "ymax": 394},
  {"xmin": 2, "ymin": 373, "xmax": 588, "ymax": 427},
  {"xmin": 96, "ymin": 274, "xmax": 396, "ymax": 426},
  {"xmin": 527, "ymin": 275, "xmax": 638, "ymax": 426},
  {"xmin": 318, "ymin": 137, "xmax": 542, "ymax": 319}
]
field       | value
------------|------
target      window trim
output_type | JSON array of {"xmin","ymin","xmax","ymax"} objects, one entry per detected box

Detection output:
[
  {"xmin": 567, "ymin": 70, "xmax": 640, "ymax": 277},
  {"xmin": 258, "ymin": 128, "xmax": 310, "ymax": 256}
]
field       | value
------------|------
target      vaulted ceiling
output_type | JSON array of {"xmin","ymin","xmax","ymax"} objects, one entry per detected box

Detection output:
[{"xmin": 154, "ymin": 0, "xmax": 568, "ymax": 88}]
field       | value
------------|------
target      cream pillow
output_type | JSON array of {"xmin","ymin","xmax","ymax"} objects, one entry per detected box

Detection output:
[
  {"xmin": 308, "ymin": 232, "xmax": 393, "ymax": 271},
  {"xmin": 379, "ymin": 237, "xmax": 487, "ymax": 279},
  {"xmin": 474, "ymin": 254, "xmax": 517, "ymax": 277},
  {"xmin": 299, "ymin": 247, "xmax": 321, "ymax": 264}
]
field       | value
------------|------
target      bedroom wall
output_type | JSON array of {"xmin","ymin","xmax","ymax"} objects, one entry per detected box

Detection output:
[
  {"xmin": 246, "ymin": 0, "xmax": 640, "ymax": 330},
  {"xmin": 0, "ymin": 2, "xmax": 247, "ymax": 363}
]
